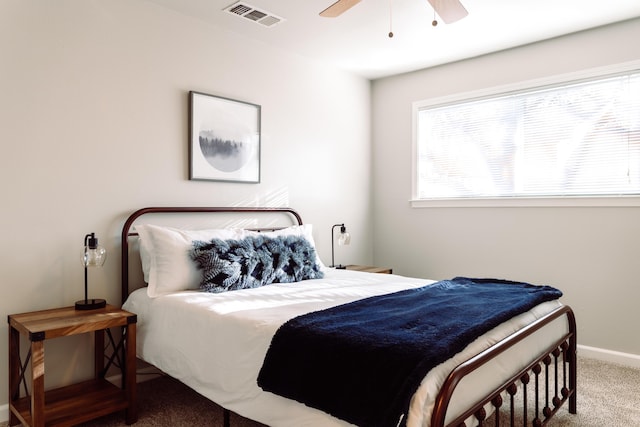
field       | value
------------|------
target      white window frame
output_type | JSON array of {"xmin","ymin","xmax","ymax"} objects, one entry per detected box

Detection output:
[{"xmin": 411, "ymin": 60, "xmax": 640, "ymax": 208}]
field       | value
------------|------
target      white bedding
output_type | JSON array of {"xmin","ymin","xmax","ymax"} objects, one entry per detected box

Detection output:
[{"xmin": 123, "ymin": 269, "xmax": 568, "ymax": 427}]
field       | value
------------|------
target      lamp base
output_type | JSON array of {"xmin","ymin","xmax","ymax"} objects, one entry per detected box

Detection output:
[
  {"xmin": 75, "ymin": 299, "xmax": 107, "ymax": 310},
  {"xmin": 333, "ymin": 264, "xmax": 347, "ymax": 269}
]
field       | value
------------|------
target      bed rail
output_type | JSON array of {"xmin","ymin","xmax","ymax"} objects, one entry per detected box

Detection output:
[
  {"xmin": 120, "ymin": 206, "xmax": 304, "ymax": 305},
  {"xmin": 431, "ymin": 305, "xmax": 577, "ymax": 427}
]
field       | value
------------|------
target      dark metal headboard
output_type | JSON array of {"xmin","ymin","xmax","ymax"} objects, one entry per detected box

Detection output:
[{"xmin": 121, "ymin": 206, "xmax": 304, "ymax": 305}]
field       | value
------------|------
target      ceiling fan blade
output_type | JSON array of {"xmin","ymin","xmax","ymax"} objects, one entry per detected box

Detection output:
[
  {"xmin": 427, "ymin": 0, "xmax": 468, "ymax": 24},
  {"xmin": 320, "ymin": 0, "xmax": 362, "ymax": 18}
]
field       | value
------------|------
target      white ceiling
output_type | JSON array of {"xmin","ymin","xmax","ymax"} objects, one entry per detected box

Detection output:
[{"xmin": 144, "ymin": 0, "xmax": 640, "ymax": 79}]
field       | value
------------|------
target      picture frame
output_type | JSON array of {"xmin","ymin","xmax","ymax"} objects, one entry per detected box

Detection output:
[{"xmin": 189, "ymin": 91, "xmax": 261, "ymax": 183}]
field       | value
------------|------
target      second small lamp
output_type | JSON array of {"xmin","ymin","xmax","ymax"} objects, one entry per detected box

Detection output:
[{"xmin": 330, "ymin": 223, "xmax": 351, "ymax": 269}]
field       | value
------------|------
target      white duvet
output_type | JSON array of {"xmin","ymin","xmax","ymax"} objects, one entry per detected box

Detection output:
[{"xmin": 123, "ymin": 269, "xmax": 567, "ymax": 427}]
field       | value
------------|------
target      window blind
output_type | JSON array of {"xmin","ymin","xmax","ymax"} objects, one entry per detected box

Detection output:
[{"xmin": 416, "ymin": 71, "xmax": 640, "ymax": 200}]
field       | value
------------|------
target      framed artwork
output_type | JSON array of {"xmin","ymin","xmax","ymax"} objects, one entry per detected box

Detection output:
[{"xmin": 189, "ymin": 91, "xmax": 261, "ymax": 183}]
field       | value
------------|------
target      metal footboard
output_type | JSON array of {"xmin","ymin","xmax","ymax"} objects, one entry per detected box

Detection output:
[{"xmin": 431, "ymin": 305, "xmax": 577, "ymax": 427}]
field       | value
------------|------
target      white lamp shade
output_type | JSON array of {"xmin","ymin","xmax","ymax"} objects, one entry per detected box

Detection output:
[
  {"xmin": 83, "ymin": 244, "xmax": 107, "ymax": 267},
  {"xmin": 338, "ymin": 232, "xmax": 351, "ymax": 246}
]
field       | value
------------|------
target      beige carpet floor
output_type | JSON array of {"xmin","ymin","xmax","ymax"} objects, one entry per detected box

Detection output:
[{"xmin": 4, "ymin": 356, "xmax": 640, "ymax": 426}]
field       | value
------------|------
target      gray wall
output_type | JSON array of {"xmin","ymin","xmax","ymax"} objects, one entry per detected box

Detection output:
[
  {"xmin": 371, "ymin": 18, "xmax": 640, "ymax": 355},
  {"xmin": 0, "ymin": 0, "xmax": 371, "ymax": 408}
]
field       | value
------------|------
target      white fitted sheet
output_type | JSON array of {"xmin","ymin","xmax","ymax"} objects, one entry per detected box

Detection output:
[{"xmin": 123, "ymin": 269, "xmax": 567, "ymax": 427}]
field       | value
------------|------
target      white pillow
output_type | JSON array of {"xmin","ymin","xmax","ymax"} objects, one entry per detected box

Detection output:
[
  {"xmin": 136, "ymin": 224, "xmax": 244, "ymax": 297},
  {"xmin": 138, "ymin": 232, "xmax": 152, "ymax": 284}
]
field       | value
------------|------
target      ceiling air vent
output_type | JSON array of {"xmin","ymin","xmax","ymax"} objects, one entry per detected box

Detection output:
[{"xmin": 224, "ymin": 2, "xmax": 285, "ymax": 27}]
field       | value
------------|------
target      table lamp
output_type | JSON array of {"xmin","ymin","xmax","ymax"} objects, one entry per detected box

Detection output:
[
  {"xmin": 75, "ymin": 232, "xmax": 107, "ymax": 310},
  {"xmin": 331, "ymin": 223, "xmax": 351, "ymax": 269}
]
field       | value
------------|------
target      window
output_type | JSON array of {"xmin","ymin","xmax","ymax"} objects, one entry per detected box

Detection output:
[{"xmin": 413, "ymin": 67, "xmax": 640, "ymax": 205}]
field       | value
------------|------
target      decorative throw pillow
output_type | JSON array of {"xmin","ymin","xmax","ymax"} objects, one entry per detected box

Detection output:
[
  {"xmin": 244, "ymin": 224, "xmax": 326, "ymax": 271},
  {"xmin": 191, "ymin": 234, "xmax": 324, "ymax": 293}
]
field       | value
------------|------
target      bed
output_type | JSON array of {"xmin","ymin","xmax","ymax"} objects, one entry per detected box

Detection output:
[{"xmin": 120, "ymin": 206, "xmax": 577, "ymax": 427}]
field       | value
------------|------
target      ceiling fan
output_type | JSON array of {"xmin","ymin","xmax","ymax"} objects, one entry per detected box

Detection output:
[{"xmin": 320, "ymin": 0, "xmax": 468, "ymax": 25}]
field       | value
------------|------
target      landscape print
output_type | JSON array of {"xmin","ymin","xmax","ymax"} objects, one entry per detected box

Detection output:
[
  {"xmin": 189, "ymin": 91, "xmax": 261, "ymax": 183},
  {"xmin": 199, "ymin": 129, "xmax": 253, "ymax": 173}
]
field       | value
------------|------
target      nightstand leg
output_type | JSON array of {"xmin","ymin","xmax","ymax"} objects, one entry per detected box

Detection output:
[
  {"xmin": 95, "ymin": 329, "xmax": 105, "ymax": 378},
  {"xmin": 8, "ymin": 326, "xmax": 20, "ymax": 426},
  {"xmin": 125, "ymin": 322, "xmax": 137, "ymax": 424},
  {"xmin": 31, "ymin": 340, "xmax": 45, "ymax": 427}
]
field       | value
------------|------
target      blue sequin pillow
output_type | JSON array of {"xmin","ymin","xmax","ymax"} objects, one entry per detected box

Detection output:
[{"xmin": 191, "ymin": 234, "xmax": 324, "ymax": 293}]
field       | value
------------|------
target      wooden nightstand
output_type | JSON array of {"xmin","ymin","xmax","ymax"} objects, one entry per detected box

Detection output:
[
  {"xmin": 345, "ymin": 264, "xmax": 393, "ymax": 274},
  {"xmin": 8, "ymin": 304, "xmax": 137, "ymax": 427}
]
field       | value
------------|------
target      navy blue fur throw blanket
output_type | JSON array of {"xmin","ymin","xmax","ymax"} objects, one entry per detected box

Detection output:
[
  {"xmin": 257, "ymin": 277, "xmax": 562, "ymax": 427},
  {"xmin": 191, "ymin": 234, "xmax": 324, "ymax": 293}
]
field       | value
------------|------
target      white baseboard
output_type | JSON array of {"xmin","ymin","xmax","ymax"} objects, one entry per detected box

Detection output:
[{"xmin": 578, "ymin": 344, "xmax": 640, "ymax": 368}]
